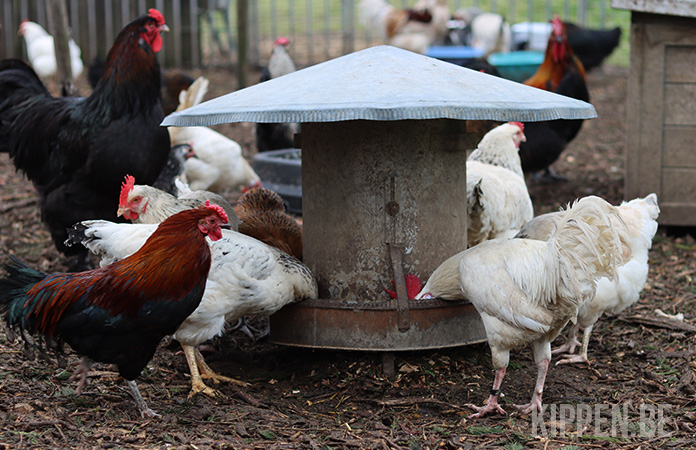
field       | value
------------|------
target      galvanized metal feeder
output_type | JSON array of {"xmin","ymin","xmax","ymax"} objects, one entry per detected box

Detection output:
[{"xmin": 162, "ymin": 46, "xmax": 596, "ymax": 370}]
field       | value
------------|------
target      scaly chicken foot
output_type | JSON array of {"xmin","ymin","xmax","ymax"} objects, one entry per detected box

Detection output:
[
  {"xmin": 555, "ymin": 324, "xmax": 593, "ymax": 366},
  {"xmin": 181, "ymin": 344, "xmax": 225, "ymax": 398},
  {"xmin": 514, "ymin": 359, "xmax": 549, "ymax": 415},
  {"xmin": 126, "ymin": 379, "xmax": 160, "ymax": 419},
  {"xmin": 551, "ymin": 323, "xmax": 581, "ymax": 355},
  {"xmin": 194, "ymin": 347, "xmax": 249, "ymax": 387},
  {"xmin": 69, "ymin": 357, "xmax": 92, "ymax": 394},
  {"xmin": 466, "ymin": 367, "xmax": 507, "ymax": 418}
]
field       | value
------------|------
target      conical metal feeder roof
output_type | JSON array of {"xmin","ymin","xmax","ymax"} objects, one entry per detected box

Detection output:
[{"xmin": 163, "ymin": 46, "xmax": 596, "ymax": 362}]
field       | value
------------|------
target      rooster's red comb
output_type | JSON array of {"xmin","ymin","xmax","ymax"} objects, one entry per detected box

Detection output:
[
  {"xmin": 509, "ymin": 121, "xmax": 524, "ymax": 132},
  {"xmin": 148, "ymin": 9, "xmax": 165, "ymax": 26},
  {"xmin": 275, "ymin": 37, "xmax": 290, "ymax": 46},
  {"xmin": 551, "ymin": 14, "xmax": 563, "ymax": 36},
  {"xmin": 119, "ymin": 175, "xmax": 135, "ymax": 206},
  {"xmin": 204, "ymin": 200, "xmax": 229, "ymax": 224}
]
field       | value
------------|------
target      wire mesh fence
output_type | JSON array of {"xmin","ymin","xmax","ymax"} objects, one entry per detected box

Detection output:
[{"xmin": 1, "ymin": 0, "xmax": 629, "ymax": 72}]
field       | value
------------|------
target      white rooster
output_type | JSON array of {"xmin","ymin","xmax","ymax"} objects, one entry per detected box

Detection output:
[
  {"xmin": 19, "ymin": 20, "xmax": 84, "ymax": 80},
  {"xmin": 65, "ymin": 220, "xmax": 318, "ymax": 397},
  {"xmin": 168, "ymin": 77, "xmax": 262, "ymax": 193},
  {"xmin": 415, "ymin": 196, "xmax": 628, "ymax": 417},
  {"xmin": 515, "ymin": 193, "xmax": 660, "ymax": 365},
  {"xmin": 359, "ymin": 0, "xmax": 450, "ymax": 54},
  {"xmin": 467, "ymin": 122, "xmax": 533, "ymax": 247}
]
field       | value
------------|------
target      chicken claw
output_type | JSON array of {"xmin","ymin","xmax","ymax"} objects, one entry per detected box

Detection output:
[
  {"xmin": 69, "ymin": 357, "xmax": 92, "ymax": 394},
  {"xmin": 465, "ymin": 398, "xmax": 507, "ymax": 419},
  {"xmin": 555, "ymin": 353, "xmax": 590, "ymax": 366}
]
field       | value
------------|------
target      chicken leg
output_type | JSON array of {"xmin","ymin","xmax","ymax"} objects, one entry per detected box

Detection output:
[
  {"xmin": 69, "ymin": 357, "xmax": 92, "ymax": 394},
  {"xmin": 126, "ymin": 379, "xmax": 160, "ymax": 418},
  {"xmin": 465, "ymin": 366, "xmax": 507, "ymax": 418},
  {"xmin": 514, "ymin": 358, "xmax": 549, "ymax": 414},
  {"xmin": 181, "ymin": 343, "xmax": 248, "ymax": 398}
]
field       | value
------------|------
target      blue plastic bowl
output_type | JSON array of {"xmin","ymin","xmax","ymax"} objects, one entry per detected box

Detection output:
[{"xmin": 488, "ymin": 51, "xmax": 545, "ymax": 82}]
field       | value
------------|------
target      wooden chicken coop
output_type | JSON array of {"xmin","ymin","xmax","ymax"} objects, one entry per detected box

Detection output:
[
  {"xmin": 163, "ymin": 46, "xmax": 596, "ymax": 369},
  {"xmin": 613, "ymin": 0, "xmax": 696, "ymax": 226}
]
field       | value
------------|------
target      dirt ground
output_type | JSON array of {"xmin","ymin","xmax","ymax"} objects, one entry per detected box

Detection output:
[{"xmin": 1, "ymin": 64, "xmax": 695, "ymax": 449}]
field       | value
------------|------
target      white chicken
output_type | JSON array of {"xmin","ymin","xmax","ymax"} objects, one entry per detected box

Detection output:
[
  {"xmin": 19, "ymin": 20, "xmax": 84, "ymax": 80},
  {"xmin": 453, "ymin": 9, "xmax": 511, "ymax": 58},
  {"xmin": 359, "ymin": 0, "xmax": 450, "ymax": 54},
  {"xmin": 515, "ymin": 193, "xmax": 660, "ymax": 365},
  {"xmin": 168, "ymin": 77, "xmax": 262, "ymax": 192},
  {"xmin": 65, "ymin": 220, "xmax": 318, "ymax": 397},
  {"xmin": 467, "ymin": 122, "xmax": 533, "ymax": 247},
  {"xmin": 415, "ymin": 196, "xmax": 628, "ymax": 417},
  {"xmin": 117, "ymin": 174, "xmax": 238, "ymax": 230}
]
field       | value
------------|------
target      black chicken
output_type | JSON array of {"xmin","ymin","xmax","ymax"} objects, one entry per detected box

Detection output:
[
  {"xmin": 88, "ymin": 56, "xmax": 195, "ymax": 117},
  {"xmin": 0, "ymin": 10, "xmax": 171, "ymax": 270},
  {"xmin": 565, "ymin": 22, "xmax": 622, "ymax": 72}
]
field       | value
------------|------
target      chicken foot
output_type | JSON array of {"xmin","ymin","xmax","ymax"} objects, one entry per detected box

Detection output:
[
  {"xmin": 181, "ymin": 344, "xmax": 248, "ymax": 398},
  {"xmin": 514, "ymin": 359, "xmax": 549, "ymax": 415},
  {"xmin": 126, "ymin": 379, "xmax": 160, "ymax": 418},
  {"xmin": 194, "ymin": 346, "xmax": 249, "ymax": 387},
  {"xmin": 555, "ymin": 324, "xmax": 593, "ymax": 365},
  {"xmin": 465, "ymin": 366, "xmax": 507, "ymax": 418},
  {"xmin": 551, "ymin": 323, "xmax": 581, "ymax": 355},
  {"xmin": 69, "ymin": 357, "xmax": 92, "ymax": 394}
]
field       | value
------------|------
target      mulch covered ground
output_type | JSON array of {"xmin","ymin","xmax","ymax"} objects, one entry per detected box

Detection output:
[{"xmin": 1, "ymin": 65, "xmax": 695, "ymax": 449}]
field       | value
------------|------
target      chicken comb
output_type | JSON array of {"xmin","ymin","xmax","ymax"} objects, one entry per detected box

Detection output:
[
  {"xmin": 509, "ymin": 121, "xmax": 524, "ymax": 132},
  {"xmin": 148, "ymin": 9, "xmax": 166, "ymax": 26},
  {"xmin": 119, "ymin": 175, "xmax": 135, "ymax": 206},
  {"xmin": 385, "ymin": 274, "xmax": 423, "ymax": 300},
  {"xmin": 551, "ymin": 14, "xmax": 563, "ymax": 36},
  {"xmin": 204, "ymin": 200, "xmax": 229, "ymax": 224},
  {"xmin": 275, "ymin": 37, "xmax": 290, "ymax": 46}
]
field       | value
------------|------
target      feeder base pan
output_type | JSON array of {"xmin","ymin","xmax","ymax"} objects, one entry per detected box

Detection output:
[{"xmin": 269, "ymin": 298, "xmax": 487, "ymax": 351}]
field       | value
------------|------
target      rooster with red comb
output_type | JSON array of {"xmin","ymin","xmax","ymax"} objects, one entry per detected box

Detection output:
[
  {"xmin": 519, "ymin": 14, "xmax": 589, "ymax": 181},
  {"xmin": 0, "ymin": 203, "xmax": 227, "ymax": 418}
]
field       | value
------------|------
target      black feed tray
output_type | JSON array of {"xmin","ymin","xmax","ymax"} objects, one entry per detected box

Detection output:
[{"xmin": 252, "ymin": 149, "xmax": 302, "ymax": 215}]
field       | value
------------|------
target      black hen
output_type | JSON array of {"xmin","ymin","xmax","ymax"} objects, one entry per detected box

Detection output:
[
  {"xmin": 0, "ymin": 10, "xmax": 171, "ymax": 268},
  {"xmin": 518, "ymin": 71, "xmax": 589, "ymax": 181},
  {"xmin": 565, "ymin": 22, "xmax": 621, "ymax": 72}
]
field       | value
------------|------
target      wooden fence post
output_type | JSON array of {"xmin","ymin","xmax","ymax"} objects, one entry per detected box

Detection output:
[
  {"xmin": 47, "ymin": 0, "xmax": 77, "ymax": 95},
  {"xmin": 237, "ymin": 0, "xmax": 248, "ymax": 89}
]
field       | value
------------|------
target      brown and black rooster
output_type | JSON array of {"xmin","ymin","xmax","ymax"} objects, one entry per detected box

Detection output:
[
  {"xmin": 519, "ymin": 15, "xmax": 589, "ymax": 182},
  {"xmin": 0, "ymin": 10, "xmax": 171, "ymax": 270},
  {"xmin": 0, "ymin": 203, "xmax": 229, "ymax": 418}
]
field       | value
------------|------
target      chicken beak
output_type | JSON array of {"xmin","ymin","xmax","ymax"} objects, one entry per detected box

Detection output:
[
  {"xmin": 116, "ymin": 207, "xmax": 129, "ymax": 219},
  {"xmin": 220, "ymin": 223, "xmax": 232, "ymax": 230},
  {"xmin": 161, "ymin": 24, "xmax": 170, "ymax": 33}
]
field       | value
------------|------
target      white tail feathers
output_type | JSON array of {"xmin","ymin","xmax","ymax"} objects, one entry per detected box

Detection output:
[
  {"xmin": 553, "ymin": 196, "xmax": 627, "ymax": 298},
  {"xmin": 177, "ymin": 76, "xmax": 209, "ymax": 112}
]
